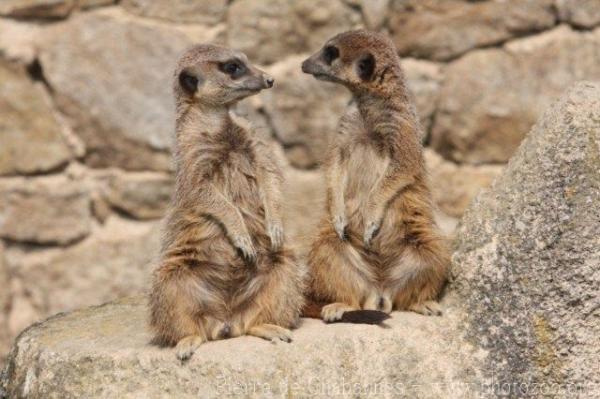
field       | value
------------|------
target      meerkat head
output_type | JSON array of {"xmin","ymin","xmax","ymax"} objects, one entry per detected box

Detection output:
[
  {"xmin": 301, "ymin": 30, "xmax": 401, "ymax": 95},
  {"xmin": 174, "ymin": 44, "xmax": 274, "ymax": 107}
]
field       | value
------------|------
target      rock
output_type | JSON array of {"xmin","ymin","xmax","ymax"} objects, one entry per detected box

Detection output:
[
  {"xmin": 76, "ymin": 0, "xmax": 114, "ymax": 9},
  {"xmin": 389, "ymin": 0, "xmax": 556, "ymax": 61},
  {"xmin": 0, "ymin": 243, "xmax": 10, "ymax": 368},
  {"xmin": 1, "ymin": 296, "xmax": 481, "ymax": 398},
  {"xmin": 0, "ymin": 61, "xmax": 73, "ymax": 176},
  {"xmin": 431, "ymin": 25, "xmax": 600, "ymax": 164},
  {"xmin": 261, "ymin": 54, "xmax": 351, "ymax": 168},
  {"xmin": 3, "ymin": 217, "xmax": 160, "ymax": 339},
  {"xmin": 227, "ymin": 0, "xmax": 362, "ymax": 65},
  {"xmin": 0, "ymin": 18, "xmax": 41, "ymax": 64},
  {"xmin": 556, "ymin": 0, "xmax": 600, "ymax": 29},
  {"xmin": 39, "ymin": 8, "xmax": 222, "ymax": 171},
  {"xmin": 99, "ymin": 170, "xmax": 173, "ymax": 220},
  {"xmin": 402, "ymin": 58, "xmax": 443, "ymax": 136},
  {"xmin": 425, "ymin": 149, "xmax": 503, "ymax": 218},
  {"xmin": 122, "ymin": 0, "xmax": 227, "ymax": 25},
  {"xmin": 452, "ymin": 81, "xmax": 600, "ymax": 390},
  {"xmin": 0, "ymin": 175, "xmax": 92, "ymax": 245},
  {"xmin": 433, "ymin": 210, "xmax": 458, "ymax": 239},
  {"xmin": 360, "ymin": 0, "xmax": 389, "ymax": 30},
  {"xmin": 282, "ymin": 167, "xmax": 325, "ymax": 256},
  {"xmin": 0, "ymin": 0, "xmax": 74, "ymax": 19}
]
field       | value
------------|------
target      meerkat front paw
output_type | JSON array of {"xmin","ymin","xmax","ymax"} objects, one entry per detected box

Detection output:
[
  {"xmin": 267, "ymin": 220, "xmax": 284, "ymax": 250},
  {"xmin": 232, "ymin": 234, "xmax": 257, "ymax": 264},
  {"xmin": 333, "ymin": 214, "xmax": 348, "ymax": 241},
  {"xmin": 321, "ymin": 303, "xmax": 355, "ymax": 322},
  {"xmin": 363, "ymin": 220, "xmax": 381, "ymax": 247}
]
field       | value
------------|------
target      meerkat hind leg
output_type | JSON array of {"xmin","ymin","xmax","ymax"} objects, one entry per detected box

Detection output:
[
  {"xmin": 175, "ymin": 334, "xmax": 206, "ymax": 361},
  {"xmin": 247, "ymin": 323, "xmax": 292, "ymax": 343}
]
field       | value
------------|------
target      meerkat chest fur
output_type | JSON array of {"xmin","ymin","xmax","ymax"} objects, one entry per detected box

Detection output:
[
  {"xmin": 177, "ymin": 117, "xmax": 262, "ymax": 213},
  {"xmin": 337, "ymin": 108, "xmax": 392, "ymax": 214}
]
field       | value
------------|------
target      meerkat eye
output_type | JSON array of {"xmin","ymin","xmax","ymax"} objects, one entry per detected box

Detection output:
[
  {"xmin": 179, "ymin": 71, "xmax": 199, "ymax": 94},
  {"xmin": 323, "ymin": 45, "xmax": 339, "ymax": 65},
  {"xmin": 357, "ymin": 53, "xmax": 375, "ymax": 81},
  {"xmin": 219, "ymin": 60, "xmax": 247, "ymax": 79}
]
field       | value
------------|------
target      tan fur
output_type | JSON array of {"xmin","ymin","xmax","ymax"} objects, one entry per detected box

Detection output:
[
  {"xmin": 302, "ymin": 30, "xmax": 449, "ymax": 321},
  {"xmin": 149, "ymin": 44, "xmax": 306, "ymax": 360}
]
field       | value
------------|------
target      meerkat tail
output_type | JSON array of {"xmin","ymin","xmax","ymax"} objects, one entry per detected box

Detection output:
[{"xmin": 336, "ymin": 310, "xmax": 391, "ymax": 324}]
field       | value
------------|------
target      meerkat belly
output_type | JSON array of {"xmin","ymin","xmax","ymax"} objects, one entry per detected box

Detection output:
[{"xmin": 344, "ymin": 145, "xmax": 389, "ymax": 221}]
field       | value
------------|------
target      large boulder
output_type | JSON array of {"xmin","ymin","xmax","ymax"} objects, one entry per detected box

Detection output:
[
  {"xmin": 452, "ymin": 81, "xmax": 600, "ymax": 390},
  {"xmin": 0, "ymin": 61, "xmax": 73, "ymax": 176},
  {"xmin": 38, "ymin": 8, "xmax": 222, "ymax": 171},
  {"xmin": 0, "ymin": 243, "xmax": 9, "ymax": 367},
  {"xmin": 3, "ymin": 82, "xmax": 598, "ymax": 397},
  {"xmin": 389, "ymin": 0, "xmax": 556, "ymax": 62},
  {"xmin": 431, "ymin": 25, "xmax": 600, "ymax": 164}
]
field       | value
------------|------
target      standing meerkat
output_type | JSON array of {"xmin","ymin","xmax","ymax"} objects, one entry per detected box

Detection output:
[
  {"xmin": 150, "ymin": 44, "xmax": 306, "ymax": 360},
  {"xmin": 301, "ymin": 30, "xmax": 449, "ymax": 322}
]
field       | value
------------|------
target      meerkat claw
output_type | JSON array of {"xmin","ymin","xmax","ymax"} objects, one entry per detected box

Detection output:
[
  {"xmin": 267, "ymin": 221, "xmax": 284, "ymax": 250},
  {"xmin": 333, "ymin": 215, "xmax": 348, "ymax": 241},
  {"xmin": 233, "ymin": 235, "xmax": 257, "ymax": 264},
  {"xmin": 363, "ymin": 221, "xmax": 380, "ymax": 247}
]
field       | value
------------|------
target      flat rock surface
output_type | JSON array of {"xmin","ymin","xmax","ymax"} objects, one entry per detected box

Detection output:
[{"xmin": 2, "ymin": 297, "xmax": 480, "ymax": 398}]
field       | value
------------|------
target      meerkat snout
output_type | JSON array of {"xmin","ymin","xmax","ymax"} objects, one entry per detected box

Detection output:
[{"xmin": 264, "ymin": 75, "xmax": 274, "ymax": 88}]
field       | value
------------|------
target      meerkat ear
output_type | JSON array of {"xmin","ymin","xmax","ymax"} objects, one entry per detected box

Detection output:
[
  {"xmin": 357, "ymin": 53, "xmax": 375, "ymax": 81},
  {"xmin": 179, "ymin": 70, "xmax": 201, "ymax": 94}
]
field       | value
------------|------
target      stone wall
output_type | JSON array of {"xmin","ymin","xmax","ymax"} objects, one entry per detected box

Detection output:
[{"xmin": 0, "ymin": 0, "xmax": 599, "ymax": 366}]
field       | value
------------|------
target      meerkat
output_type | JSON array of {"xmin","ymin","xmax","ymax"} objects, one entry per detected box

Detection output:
[
  {"xmin": 301, "ymin": 30, "xmax": 449, "ymax": 322},
  {"xmin": 149, "ymin": 44, "xmax": 306, "ymax": 360}
]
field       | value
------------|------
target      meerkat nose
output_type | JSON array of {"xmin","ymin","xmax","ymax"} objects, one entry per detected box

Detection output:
[{"xmin": 265, "ymin": 76, "xmax": 274, "ymax": 88}]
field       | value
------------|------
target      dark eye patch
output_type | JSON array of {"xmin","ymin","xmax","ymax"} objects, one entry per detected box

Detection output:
[
  {"xmin": 179, "ymin": 71, "xmax": 199, "ymax": 94},
  {"xmin": 219, "ymin": 59, "xmax": 247, "ymax": 79},
  {"xmin": 323, "ymin": 45, "xmax": 339, "ymax": 65},
  {"xmin": 357, "ymin": 53, "xmax": 375, "ymax": 81}
]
